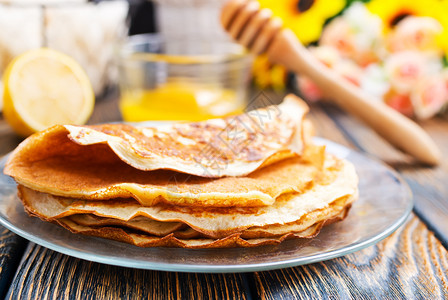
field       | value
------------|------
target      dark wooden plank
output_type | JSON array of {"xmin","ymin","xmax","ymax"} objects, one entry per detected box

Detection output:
[
  {"xmin": 2, "ymin": 90, "xmax": 255, "ymax": 299},
  {"xmin": 252, "ymin": 101, "xmax": 448, "ymax": 299},
  {"xmin": 0, "ymin": 91, "xmax": 123, "ymax": 295},
  {"xmin": 88, "ymin": 89, "xmax": 122, "ymax": 125},
  {"xmin": 6, "ymin": 243, "xmax": 250, "ymax": 300},
  {"xmin": 0, "ymin": 117, "xmax": 31, "ymax": 295},
  {"xmin": 254, "ymin": 215, "xmax": 448, "ymax": 300},
  {"xmin": 0, "ymin": 227, "xmax": 27, "ymax": 299},
  {"xmin": 0, "ymin": 120, "xmax": 24, "ymax": 157},
  {"xmin": 307, "ymin": 102, "xmax": 355, "ymax": 149},
  {"xmin": 318, "ymin": 103, "xmax": 412, "ymax": 165},
  {"xmin": 3, "ymin": 92, "xmax": 448, "ymax": 299},
  {"xmin": 321, "ymin": 103, "xmax": 448, "ymax": 248}
]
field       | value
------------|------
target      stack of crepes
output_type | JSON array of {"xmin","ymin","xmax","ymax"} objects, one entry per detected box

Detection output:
[{"xmin": 4, "ymin": 95, "xmax": 358, "ymax": 248}]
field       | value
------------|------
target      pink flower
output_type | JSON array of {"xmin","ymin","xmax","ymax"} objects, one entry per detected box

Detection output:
[
  {"xmin": 296, "ymin": 46, "xmax": 340, "ymax": 102},
  {"xmin": 387, "ymin": 16, "xmax": 443, "ymax": 56},
  {"xmin": 333, "ymin": 60, "xmax": 363, "ymax": 87},
  {"xmin": 320, "ymin": 3, "xmax": 382, "ymax": 67},
  {"xmin": 320, "ymin": 18, "xmax": 356, "ymax": 59},
  {"xmin": 442, "ymin": 69, "xmax": 448, "ymax": 102},
  {"xmin": 384, "ymin": 51, "xmax": 427, "ymax": 94},
  {"xmin": 411, "ymin": 76, "xmax": 447, "ymax": 119},
  {"xmin": 297, "ymin": 76, "xmax": 323, "ymax": 102},
  {"xmin": 383, "ymin": 90, "xmax": 414, "ymax": 117}
]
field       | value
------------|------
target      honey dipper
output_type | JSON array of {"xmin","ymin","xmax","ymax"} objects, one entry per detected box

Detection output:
[{"xmin": 220, "ymin": 0, "xmax": 441, "ymax": 165}]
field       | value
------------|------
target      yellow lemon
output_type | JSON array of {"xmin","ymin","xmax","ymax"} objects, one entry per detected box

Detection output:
[{"xmin": 3, "ymin": 48, "xmax": 94, "ymax": 137}]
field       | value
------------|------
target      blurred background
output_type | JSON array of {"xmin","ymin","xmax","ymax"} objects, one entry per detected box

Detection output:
[{"xmin": 0, "ymin": 0, "xmax": 447, "ymax": 136}]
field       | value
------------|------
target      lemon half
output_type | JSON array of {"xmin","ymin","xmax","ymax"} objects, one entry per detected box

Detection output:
[{"xmin": 3, "ymin": 48, "xmax": 94, "ymax": 137}]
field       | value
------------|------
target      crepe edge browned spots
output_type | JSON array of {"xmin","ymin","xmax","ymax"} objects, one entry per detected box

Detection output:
[{"xmin": 54, "ymin": 217, "xmax": 330, "ymax": 249}]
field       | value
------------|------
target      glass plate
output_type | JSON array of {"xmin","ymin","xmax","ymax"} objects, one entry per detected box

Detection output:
[{"xmin": 0, "ymin": 138, "xmax": 412, "ymax": 273}]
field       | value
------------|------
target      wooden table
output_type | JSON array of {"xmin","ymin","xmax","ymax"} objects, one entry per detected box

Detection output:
[{"xmin": 0, "ymin": 91, "xmax": 447, "ymax": 299}]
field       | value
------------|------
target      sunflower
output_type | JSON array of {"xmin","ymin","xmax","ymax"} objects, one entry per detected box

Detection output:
[
  {"xmin": 253, "ymin": 0, "xmax": 345, "ymax": 89},
  {"xmin": 258, "ymin": 0, "xmax": 346, "ymax": 44},
  {"xmin": 440, "ymin": 0, "xmax": 448, "ymax": 57},
  {"xmin": 367, "ymin": 0, "xmax": 448, "ymax": 54},
  {"xmin": 367, "ymin": 0, "xmax": 446, "ymax": 31},
  {"xmin": 368, "ymin": 0, "xmax": 432, "ymax": 28}
]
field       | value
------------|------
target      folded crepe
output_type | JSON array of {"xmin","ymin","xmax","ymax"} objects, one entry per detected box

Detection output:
[
  {"xmin": 5, "ymin": 94, "xmax": 308, "ymax": 178},
  {"xmin": 4, "ymin": 94, "xmax": 359, "ymax": 248}
]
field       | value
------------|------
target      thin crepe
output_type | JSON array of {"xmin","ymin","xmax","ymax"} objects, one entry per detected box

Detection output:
[
  {"xmin": 6, "ymin": 146, "xmax": 325, "ymax": 207},
  {"xmin": 56, "ymin": 217, "xmax": 330, "ymax": 248},
  {"xmin": 5, "ymin": 94, "xmax": 308, "ymax": 179},
  {"xmin": 18, "ymin": 153, "xmax": 358, "ymax": 238},
  {"xmin": 61, "ymin": 195, "xmax": 352, "ymax": 239}
]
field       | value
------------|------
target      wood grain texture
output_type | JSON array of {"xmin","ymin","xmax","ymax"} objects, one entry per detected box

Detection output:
[
  {"xmin": 6, "ymin": 243, "xmax": 250, "ymax": 300},
  {"xmin": 88, "ymin": 89, "xmax": 122, "ymax": 125},
  {"xmin": 0, "ymin": 120, "xmax": 29, "ymax": 298},
  {"xmin": 0, "ymin": 92, "xmax": 122, "ymax": 297},
  {"xmin": 0, "ymin": 226, "xmax": 27, "ymax": 299},
  {"xmin": 2, "ymin": 92, "xmax": 448, "ymax": 299},
  {"xmin": 0, "ymin": 120, "xmax": 24, "ymax": 157},
  {"xmin": 321, "ymin": 103, "xmax": 448, "ymax": 248},
  {"xmin": 251, "ymin": 100, "xmax": 448, "ymax": 299},
  {"xmin": 254, "ymin": 215, "xmax": 448, "ymax": 300}
]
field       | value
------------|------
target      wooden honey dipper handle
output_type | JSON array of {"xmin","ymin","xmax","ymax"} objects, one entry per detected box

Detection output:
[{"xmin": 221, "ymin": 0, "xmax": 441, "ymax": 165}]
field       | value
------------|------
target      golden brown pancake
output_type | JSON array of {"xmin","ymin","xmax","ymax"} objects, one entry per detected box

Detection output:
[
  {"xmin": 4, "ymin": 95, "xmax": 317, "ymax": 207},
  {"xmin": 61, "ymin": 195, "xmax": 352, "ymax": 239},
  {"xmin": 22, "ymin": 192, "xmax": 353, "ymax": 248},
  {"xmin": 18, "ymin": 153, "xmax": 358, "ymax": 239},
  {"xmin": 5, "ymin": 142, "xmax": 325, "ymax": 207},
  {"xmin": 54, "ymin": 217, "xmax": 328, "ymax": 248},
  {"xmin": 5, "ymin": 94, "xmax": 359, "ymax": 248},
  {"xmin": 5, "ymin": 94, "xmax": 308, "ymax": 179}
]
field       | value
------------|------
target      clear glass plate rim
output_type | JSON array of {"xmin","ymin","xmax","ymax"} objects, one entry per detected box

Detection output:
[{"xmin": 0, "ymin": 211, "xmax": 412, "ymax": 273}]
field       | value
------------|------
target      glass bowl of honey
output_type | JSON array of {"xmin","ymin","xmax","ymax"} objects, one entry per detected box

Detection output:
[{"xmin": 117, "ymin": 34, "xmax": 253, "ymax": 122}]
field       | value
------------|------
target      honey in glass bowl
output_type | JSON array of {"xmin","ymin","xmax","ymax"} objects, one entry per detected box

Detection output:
[{"xmin": 118, "ymin": 34, "xmax": 253, "ymax": 122}]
